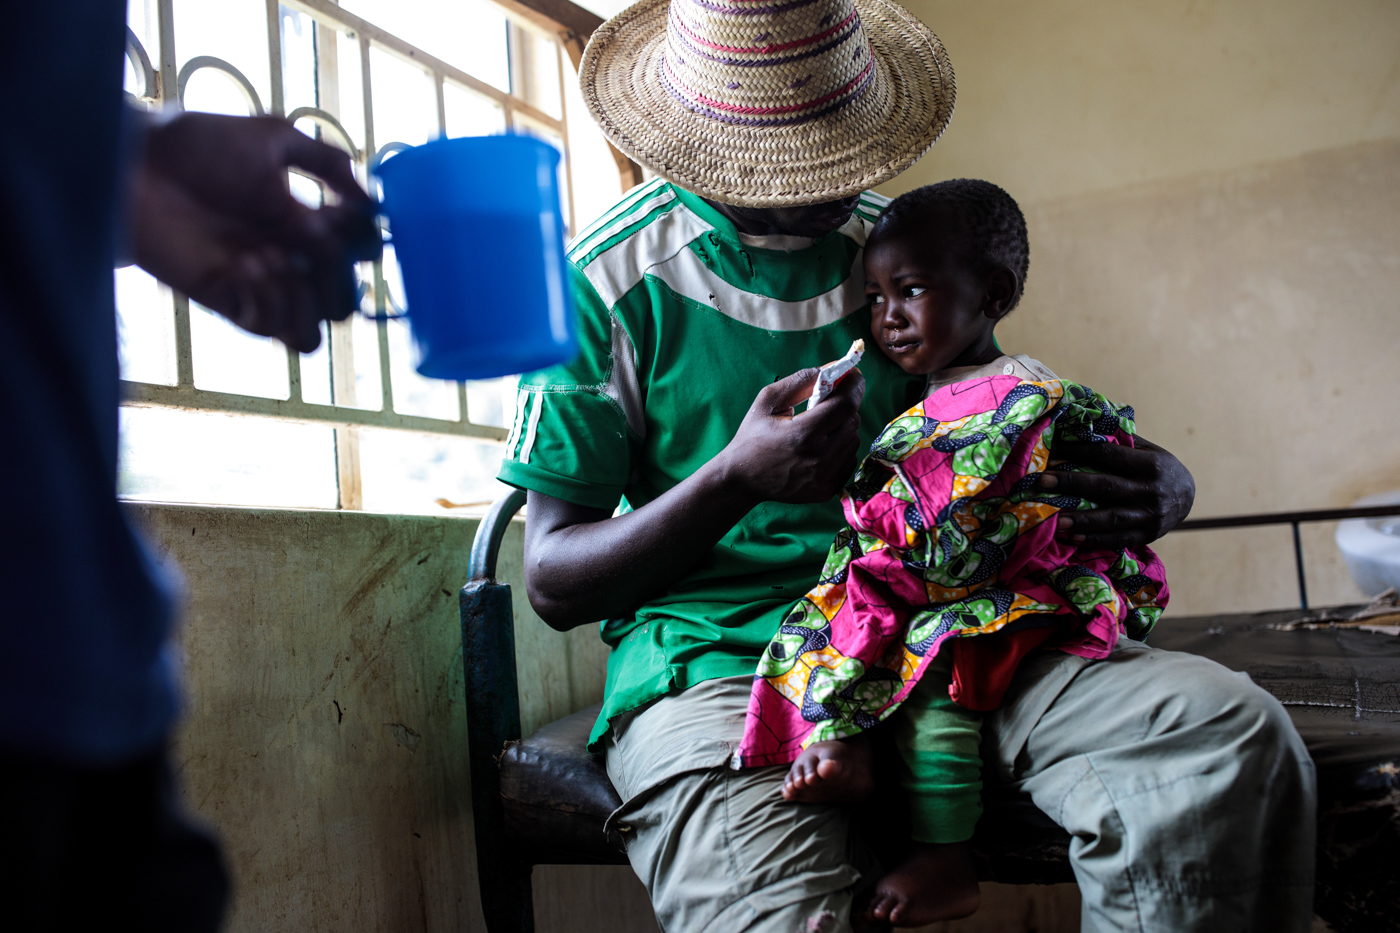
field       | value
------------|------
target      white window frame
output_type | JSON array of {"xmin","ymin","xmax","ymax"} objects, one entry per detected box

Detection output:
[{"xmin": 121, "ymin": 0, "xmax": 578, "ymax": 509}]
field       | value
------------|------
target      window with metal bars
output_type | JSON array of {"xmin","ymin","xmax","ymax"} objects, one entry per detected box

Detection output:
[{"xmin": 118, "ymin": 0, "xmax": 622, "ymax": 514}]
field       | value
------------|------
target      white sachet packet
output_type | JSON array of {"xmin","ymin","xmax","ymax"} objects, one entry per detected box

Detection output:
[{"xmin": 808, "ymin": 339, "xmax": 865, "ymax": 407}]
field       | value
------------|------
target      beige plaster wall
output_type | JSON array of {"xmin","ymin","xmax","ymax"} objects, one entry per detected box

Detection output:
[
  {"xmin": 882, "ymin": 0, "xmax": 1400, "ymax": 615},
  {"xmin": 1003, "ymin": 138, "xmax": 1400, "ymax": 613},
  {"xmin": 889, "ymin": 0, "xmax": 1400, "ymax": 204}
]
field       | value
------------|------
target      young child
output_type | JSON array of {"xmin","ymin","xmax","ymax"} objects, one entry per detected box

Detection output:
[{"xmin": 735, "ymin": 179, "xmax": 1169, "ymax": 927}]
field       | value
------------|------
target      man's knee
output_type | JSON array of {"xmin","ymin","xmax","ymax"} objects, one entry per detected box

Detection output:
[
  {"xmin": 1135, "ymin": 650, "xmax": 1315, "ymax": 805},
  {"xmin": 1231, "ymin": 682, "xmax": 1315, "ymax": 814},
  {"xmin": 1138, "ymin": 651, "xmax": 1287, "ymax": 737}
]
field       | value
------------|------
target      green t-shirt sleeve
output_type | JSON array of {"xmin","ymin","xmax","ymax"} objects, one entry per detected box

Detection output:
[{"xmin": 497, "ymin": 263, "xmax": 634, "ymax": 511}]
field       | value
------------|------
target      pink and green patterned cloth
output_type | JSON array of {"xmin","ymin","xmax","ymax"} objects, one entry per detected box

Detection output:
[{"xmin": 736, "ymin": 374, "xmax": 1169, "ymax": 768}]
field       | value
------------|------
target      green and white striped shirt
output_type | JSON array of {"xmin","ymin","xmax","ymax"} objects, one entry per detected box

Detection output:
[{"xmin": 499, "ymin": 181, "xmax": 923, "ymax": 747}]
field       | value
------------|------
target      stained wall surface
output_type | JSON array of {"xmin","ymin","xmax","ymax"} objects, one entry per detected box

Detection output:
[
  {"xmin": 886, "ymin": 0, "xmax": 1400, "ymax": 614},
  {"xmin": 131, "ymin": 503, "xmax": 658, "ymax": 933},
  {"xmin": 1004, "ymin": 139, "xmax": 1400, "ymax": 613}
]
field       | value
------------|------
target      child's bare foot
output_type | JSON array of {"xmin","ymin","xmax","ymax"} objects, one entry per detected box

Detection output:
[
  {"xmin": 863, "ymin": 842, "xmax": 980, "ymax": 927},
  {"xmin": 781, "ymin": 738, "xmax": 874, "ymax": 803}
]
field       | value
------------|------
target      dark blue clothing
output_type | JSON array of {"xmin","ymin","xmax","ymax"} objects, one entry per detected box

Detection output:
[
  {"xmin": 0, "ymin": 748, "xmax": 228, "ymax": 928},
  {"xmin": 0, "ymin": 1, "xmax": 178, "ymax": 763}
]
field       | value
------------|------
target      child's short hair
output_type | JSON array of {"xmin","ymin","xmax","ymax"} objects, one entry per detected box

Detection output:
[{"xmin": 874, "ymin": 179, "xmax": 1030, "ymax": 311}]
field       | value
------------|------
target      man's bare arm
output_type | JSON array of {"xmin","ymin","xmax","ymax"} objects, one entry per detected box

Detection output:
[
  {"xmin": 524, "ymin": 478, "xmax": 753, "ymax": 631},
  {"xmin": 523, "ymin": 368, "xmax": 865, "ymax": 630}
]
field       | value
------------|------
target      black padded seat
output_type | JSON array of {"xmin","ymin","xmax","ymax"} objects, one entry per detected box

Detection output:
[
  {"xmin": 499, "ymin": 705, "xmax": 625, "ymax": 865},
  {"xmin": 493, "ymin": 607, "xmax": 1400, "ymax": 928}
]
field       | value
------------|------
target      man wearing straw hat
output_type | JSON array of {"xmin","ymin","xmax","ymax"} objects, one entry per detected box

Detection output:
[{"xmin": 499, "ymin": 0, "xmax": 1317, "ymax": 928}]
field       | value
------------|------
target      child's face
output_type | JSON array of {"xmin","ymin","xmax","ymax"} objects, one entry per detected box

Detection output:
[{"xmin": 863, "ymin": 225, "xmax": 1003, "ymax": 376}]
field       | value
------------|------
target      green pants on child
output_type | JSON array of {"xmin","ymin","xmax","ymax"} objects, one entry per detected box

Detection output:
[{"xmin": 890, "ymin": 650, "xmax": 984, "ymax": 844}]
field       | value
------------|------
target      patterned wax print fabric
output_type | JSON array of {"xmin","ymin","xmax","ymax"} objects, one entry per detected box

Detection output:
[{"xmin": 736, "ymin": 374, "xmax": 1169, "ymax": 768}]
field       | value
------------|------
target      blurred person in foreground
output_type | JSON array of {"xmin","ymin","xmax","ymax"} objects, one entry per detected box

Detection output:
[{"xmin": 0, "ymin": 3, "xmax": 379, "ymax": 929}]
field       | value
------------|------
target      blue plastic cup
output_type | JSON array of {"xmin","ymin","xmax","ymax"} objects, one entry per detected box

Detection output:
[{"xmin": 373, "ymin": 135, "xmax": 577, "ymax": 380}]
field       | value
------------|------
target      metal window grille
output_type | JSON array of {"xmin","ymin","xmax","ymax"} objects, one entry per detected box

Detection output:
[{"xmin": 120, "ymin": 0, "xmax": 578, "ymax": 509}]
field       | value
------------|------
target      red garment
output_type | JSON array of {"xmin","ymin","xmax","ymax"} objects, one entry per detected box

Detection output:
[{"xmin": 948, "ymin": 625, "xmax": 1058, "ymax": 711}]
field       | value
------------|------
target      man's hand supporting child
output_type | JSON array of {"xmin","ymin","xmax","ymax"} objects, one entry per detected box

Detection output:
[{"xmin": 1039, "ymin": 435, "xmax": 1196, "ymax": 550}]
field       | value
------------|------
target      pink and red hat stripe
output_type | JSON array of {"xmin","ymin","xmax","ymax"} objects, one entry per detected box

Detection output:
[
  {"xmin": 667, "ymin": 13, "xmax": 864, "ymax": 70},
  {"xmin": 685, "ymin": 0, "xmax": 822, "ymax": 16},
  {"xmin": 662, "ymin": 55, "xmax": 873, "ymax": 126},
  {"xmin": 662, "ymin": 0, "xmax": 875, "ymax": 127},
  {"xmin": 671, "ymin": 7, "xmax": 859, "ymax": 56}
]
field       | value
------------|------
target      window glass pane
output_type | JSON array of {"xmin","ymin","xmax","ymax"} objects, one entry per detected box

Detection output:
[
  {"xmin": 346, "ymin": 309, "xmax": 385, "ymax": 411},
  {"xmin": 182, "ymin": 67, "xmax": 263, "ymax": 116},
  {"xmin": 359, "ymin": 428, "xmax": 508, "ymax": 516},
  {"xmin": 125, "ymin": 0, "xmax": 160, "ymax": 103},
  {"xmin": 375, "ymin": 241, "xmax": 409, "ymax": 317},
  {"xmin": 370, "ymin": 228, "xmax": 458, "ymax": 419},
  {"xmin": 443, "ymin": 82, "xmax": 505, "ymax": 138},
  {"xmin": 174, "ymin": 0, "xmax": 272, "ymax": 115},
  {"xmin": 190, "ymin": 302, "xmax": 290, "ymax": 400},
  {"xmin": 383, "ymin": 240, "xmax": 458, "ymax": 418},
  {"xmin": 115, "ymin": 267, "xmax": 177, "ymax": 386},
  {"xmin": 340, "ymin": 0, "xmax": 510, "ymax": 93},
  {"xmin": 280, "ymin": 5, "xmax": 318, "ymax": 115},
  {"xmin": 288, "ymin": 171, "xmax": 323, "ymax": 208},
  {"xmin": 285, "ymin": 22, "xmax": 362, "ymax": 160},
  {"xmin": 375, "ymin": 238, "xmax": 456, "ymax": 414},
  {"xmin": 119, "ymin": 407, "xmax": 338, "ymax": 509},
  {"xmin": 519, "ymin": 28, "xmax": 562, "ymax": 120},
  {"xmin": 368, "ymin": 46, "xmax": 438, "ymax": 149},
  {"xmin": 334, "ymin": 29, "xmax": 367, "ymax": 154},
  {"xmin": 301, "ymin": 323, "xmax": 334, "ymax": 406},
  {"xmin": 291, "ymin": 112, "xmax": 359, "ymax": 161},
  {"xmin": 563, "ymin": 51, "xmax": 625, "ymax": 230},
  {"xmin": 124, "ymin": 52, "xmax": 143, "ymax": 101},
  {"xmin": 387, "ymin": 316, "xmax": 460, "ymax": 420},
  {"xmin": 466, "ymin": 375, "xmax": 517, "ymax": 429},
  {"xmin": 127, "ymin": 0, "xmax": 160, "ymax": 64}
]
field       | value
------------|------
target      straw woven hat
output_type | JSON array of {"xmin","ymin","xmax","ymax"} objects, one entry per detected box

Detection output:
[{"xmin": 578, "ymin": 0, "xmax": 955, "ymax": 208}]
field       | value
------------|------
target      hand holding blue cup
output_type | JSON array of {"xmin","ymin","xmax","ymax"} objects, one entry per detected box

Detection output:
[{"xmin": 372, "ymin": 134, "xmax": 577, "ymax": 380}]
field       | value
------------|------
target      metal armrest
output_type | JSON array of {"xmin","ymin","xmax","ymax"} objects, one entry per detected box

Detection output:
[
  {"xmin": 469, "ymin": 487, "xmax": 527, "ymax": 584},
  {"xmin": 460, "ymin": 488, "xmax": 532, "ymax": 933}
]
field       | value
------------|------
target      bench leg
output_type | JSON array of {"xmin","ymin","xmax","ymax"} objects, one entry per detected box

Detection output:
[
  {"xmin": 461, "ymin": 580, "xmax": 535, "ymax": 932},
  {"xmin": 478, "ymin": 861, "xmax": 534, "ymax": 933}
]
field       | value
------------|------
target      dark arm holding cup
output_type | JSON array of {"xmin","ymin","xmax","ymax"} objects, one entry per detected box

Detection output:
[{"xmin": 127, "ymin": 111, "xmax": 382, "ymax": 351}]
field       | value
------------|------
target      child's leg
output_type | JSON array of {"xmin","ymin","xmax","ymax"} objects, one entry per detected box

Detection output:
[{"xmin": 864, "ymin": 650, "xmax": 983, "ymax": 927}]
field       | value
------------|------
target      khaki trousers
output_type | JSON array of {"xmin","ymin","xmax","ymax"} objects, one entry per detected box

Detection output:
[{"xmin": 603, "ymin": 639, "xmax": 1317, "ymax": 933}]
